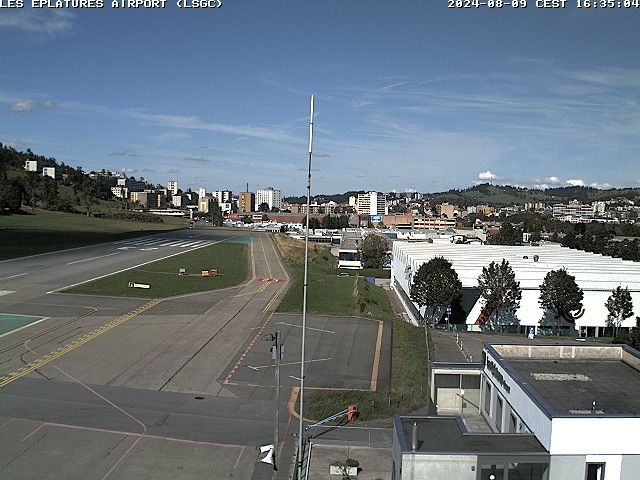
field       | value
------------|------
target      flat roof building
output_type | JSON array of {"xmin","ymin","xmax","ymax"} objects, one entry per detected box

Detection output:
[{"xmin": 394, "ymin": 342, "xmax": 640, "ymax": 480}]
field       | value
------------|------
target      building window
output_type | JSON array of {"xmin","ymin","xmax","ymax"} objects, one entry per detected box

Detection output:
[
  {"xmin": 484, "ymin": 381, "xmax": 492, "ymax": 415},
  {"xmin": 496, "ymin": 396, "xmax": 503, "ymax": 431},
  {"xmin": 509, "ymin": 412, "xmax": 518, "ymax": 433},
  {"xmin": 585, "ymin": 463, "xmax": 605, "ymax": 480}
]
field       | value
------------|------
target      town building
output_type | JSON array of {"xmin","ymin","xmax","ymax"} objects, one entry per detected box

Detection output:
[
  {"xmin": 167, "ymin": 180, "xmax": 178, "ymax": 196},
  {"xmin": 24, "ymin": 160, "xmax": 38, "ymax": 172},
  {"xmin": 552, "ymin": 200, "xmax": 596, "ymax": 221},
  {"xmin": 356, "ymin": 192, "xmax": 388, "ymax": 216},
  {"xmin": 391, "ymin": 241, "xmax": 640, "ymax": 336},
  {"xmin": 130, "ymin": 191, "xmax": 157, "ymax": 209},
  {"xmin": 256, "ymin": 187, "xmax": 282, "ymax": 211},
  {"xmin": 212, "ymin": 190, "xmax": 232, "ymax": 204},
  {"xmin": 436, "ymin": 202, "xmax": 459, "ymax": 219},
  {"xmin": 238, "ymin": 191, "xmax": 255, "ymax": 213},
  {"xmin": 42, "ymin": 167, "xmax": 56, "ymax": 179},
  {"xmin": 413, "ymin": 217, "xmax": 456, "ymax": 230},
  {"xmin": 393, "ymin": 342, "xmax": 640, "ymax": 480}
]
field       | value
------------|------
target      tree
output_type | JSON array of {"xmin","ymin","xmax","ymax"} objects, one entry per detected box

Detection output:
[
  {"xmin": 410, "ymin": 256, "xmax": 462, "ymax": 327},
  {"xmin": 209, "ymin": 199, "xmax": 224, "ymax": 226},
  {"xmin": 539, "ymin": 269, "xmax": 584, "ymax": 336},
  {"xmin": 476, "ymin": 259, "xmax": 522, "ymax": 330},
  {"xmin": 605, "ymin": 286, "xmax": 633, "ymax": 338},
  {"xmin": 359, "ymin": 234, "xmax": 390, "ymax": 269},
  {"xmin": 0, "ymin": 181, "xmax": 23, "ymax": 213},
  {"xmin": 489, "ymin": 222, "xmax": 523, "ymax": 245},
  {"xmin": 258, "ymin": 202, "xmax": 270, "ymax": 212}
]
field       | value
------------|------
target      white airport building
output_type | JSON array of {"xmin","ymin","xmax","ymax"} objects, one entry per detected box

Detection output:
[
  {"xmin": 393, "ymin": 342, "xmax": 640, "ymax": 480},
  {"xmin": 390, "ymin": 242, "xmax": 640, "ymax": 336}
]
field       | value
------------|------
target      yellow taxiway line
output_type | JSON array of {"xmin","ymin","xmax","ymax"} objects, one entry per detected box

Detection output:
[{"xmin": 0, "ymin": 299, "xmax": 162, "ymax": 389}]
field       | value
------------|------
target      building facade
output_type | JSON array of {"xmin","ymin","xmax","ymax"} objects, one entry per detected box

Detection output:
[
  {"xmin": 394, "ymin": 343, "xmax": 640, "ymax": 480},
  {"xmin": 238, "ymin": 192, "xmax": 255, "ymax": 213},
  {"xmin": 256, "ymin": 187, "xmax": 282, "ymax": 211},
  {"xmin": 356, "ymin": 192, "xmax": 388, "ymax": 216},
  {"xmin": 24, "ymin": 160, "xmax": 38, "ymax": 172},
  {"xmin": 167, "ymin": 180, "xmax": 178, "ymax": 196}
]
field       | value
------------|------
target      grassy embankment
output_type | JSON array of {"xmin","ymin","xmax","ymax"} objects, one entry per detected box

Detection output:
[
  {"xmin": 273, "ymin": 234, "xmax": 429, "ymax": 421},
  {"xmin": 0, "ymin": 208, "xmax": 187, "ymax": 260},
  {"xmin": 65, "ymin": 242, "xmax": 248, "ymax": 298}
]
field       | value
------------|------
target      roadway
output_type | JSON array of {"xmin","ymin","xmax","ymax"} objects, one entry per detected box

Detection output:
[{"xmin": 0, "ymin": 228, "xmax": 390, "ymax": 480}]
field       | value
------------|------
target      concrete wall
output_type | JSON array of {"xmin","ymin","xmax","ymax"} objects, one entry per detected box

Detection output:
[
  {"xmin": 401, "ymin": 454, "xmax": 476, "ymax": 480},
  {"xmin": 548, "ymin": 455, "xmax": 586, "ymax": 480},
  {"xmin": 620, "ymin": 455, "xmax": 640, "ymax": 480},
  {"xmin": 551, "ymin": 417, "xmax": 640, "ymax": 455},
  {"xmin": 484, "ymin": 349, "xmax": 553, "ymax": 448}
]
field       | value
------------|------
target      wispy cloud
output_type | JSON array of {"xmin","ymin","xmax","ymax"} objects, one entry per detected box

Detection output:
[
  {"xmin": 0, "ymin": 11, "xmax": 75, "ymax": 36},
  {"xmin": 184, "ymin": 155, "xmax": 207, "ymax": 162},
  {"xmin": 110, "ymin": 148, "xmax": 139, "ymax": 157},
  {"xmin": 9, "ymin": 99, "xmax": 55, "ymax": 112}
]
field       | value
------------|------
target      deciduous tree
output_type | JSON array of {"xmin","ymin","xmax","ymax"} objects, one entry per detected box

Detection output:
[
  {"xmin": 477, "ymin": 259, "xmax": 522, "ymax": 330},
  {"xmin": 410, "ymin": 256, "xmax": 462, "ymax": 327},
  {"xmin": 539, "ymin": 269, "xmax": 583, "ymax": 336},
  {"xmin": 605, "ymin": 286, "xmax": 634, "ymax": 338},
  {"xmin": 359, "ymin": 234, "xmax": 390, "ymax": 269}
]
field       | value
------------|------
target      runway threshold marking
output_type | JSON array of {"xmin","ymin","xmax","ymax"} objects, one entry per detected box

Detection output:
[{"xmin": 0, "ymin": 299, "xmax": 162, "ymax": 389}]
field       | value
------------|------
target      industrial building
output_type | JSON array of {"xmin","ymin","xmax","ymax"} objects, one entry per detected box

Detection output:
[
  {"xmin": 391, "ymin": 242, "xmax": 640, "ymax": 336},
  {"xmin": 393, "ymin": 342, "xmax": 640, "ymax": 480}
]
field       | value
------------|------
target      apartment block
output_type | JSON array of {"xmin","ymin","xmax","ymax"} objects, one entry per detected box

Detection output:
[
  {"xmin": 256, "ymin": 187, "xmax": 282, "ymax": 211},
  {"xmin": 238, "ymin": 192, "xmax": 255, "ymax": 213}
]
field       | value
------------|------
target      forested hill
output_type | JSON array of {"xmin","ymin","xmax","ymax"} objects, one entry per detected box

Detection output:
[
  {"xmin": 288, "ymin": 184, "xmax": 640, "ymax": 207},
  {"xmin": 0, "ymin": 144, "xmax": 127, "ymax": 213},
  {"xmin": 424, "ymin": 184, "xmax": 640, "ymax": 207}
]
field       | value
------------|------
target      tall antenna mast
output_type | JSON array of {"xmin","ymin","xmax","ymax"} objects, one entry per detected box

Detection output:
[{"xmin": 297, "ymin": 94, "xmax": 314, "ymax": 479}]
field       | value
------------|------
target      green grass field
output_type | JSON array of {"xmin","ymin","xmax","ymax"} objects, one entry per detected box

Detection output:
[
  {"xmin": 65, "ymin": 242, "xmax": 248, "ymax": 298},
  {"xmin": 0, "ymin": 209, "xmax": 187, "ymax": 260},
  {"xmin": 274, "ymin": 236, "xmax": 394, "ymax": 318}
]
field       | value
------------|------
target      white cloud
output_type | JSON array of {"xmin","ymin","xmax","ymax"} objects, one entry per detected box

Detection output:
[
  {"xmin": 9, "ymin": 100, "xmax": 38, "ymax": 112},
  {"xmin": 566, "ymin": 179, "xmax": 586, "ymax": 187},
  {"xmin": 8, "ymin": 99, "xmax": 56, "ymax": 112},
  {"xmin": 0, "ymin": 11, "xmax": 75, "ymax": 36},
  {"xmin": 547, "ymin": 176, "xmax": 560, "ymax": 184},
  {"xmin": 589, "ymin": 182, "xmax": 612, "ymax": 189},
  {"xmin": 478, "ymin": 170, "xmax": 497, "ymax": 181},
  {"xmin": 534, "ymin": 184, "xmax": 549, "ymax": 190}
]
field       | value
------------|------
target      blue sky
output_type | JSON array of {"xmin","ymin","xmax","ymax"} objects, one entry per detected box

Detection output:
[{"xmin": 1, "ymin": 2, "xmax": 638, "ymax": 196}]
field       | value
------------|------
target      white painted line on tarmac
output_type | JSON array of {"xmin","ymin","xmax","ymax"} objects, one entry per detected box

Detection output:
[
  {"xmin": 275, "ymin": 322, "xmax": 335, "ymax": 334},
  {"xmin": 246, "ymin": 357, "xmax": 332, "ymax": 371},
  {"xmin": 0, "ymin": 273, "xmax": 27, "ymax": 281},
  {"xmin": 66, "ymin": 252, "xmax": 121, "ymax": 265},
  {"xmin": 0, "ymin": 291, "xmax": 16, "ymax": 296}
]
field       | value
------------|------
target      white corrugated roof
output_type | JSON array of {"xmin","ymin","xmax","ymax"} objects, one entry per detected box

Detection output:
[{"xmin": 393, "ymin": 242, "xmax": 640, "ymax": 291}]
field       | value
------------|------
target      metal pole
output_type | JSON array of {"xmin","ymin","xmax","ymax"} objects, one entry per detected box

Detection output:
[
  {"xmin": 273, "ymin": 331, "xmax": 281, "ymax": 470},
  {"xmin": 297, "ymin": 94, "xmax": 314, "ymax": 480}
]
